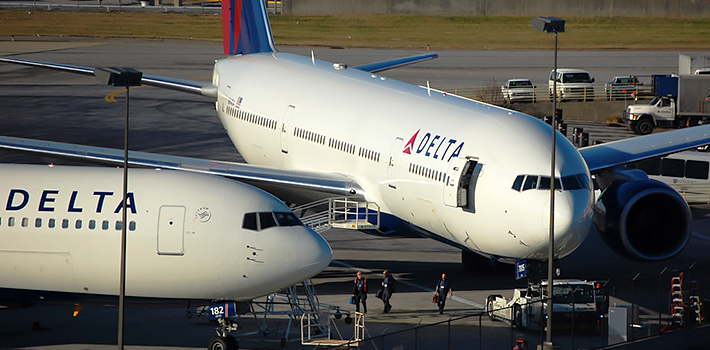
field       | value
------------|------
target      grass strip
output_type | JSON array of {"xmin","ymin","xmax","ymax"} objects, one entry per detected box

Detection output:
[{"xmin": 1, "ymin": 10, "xmax": 709, "ymax": 50}]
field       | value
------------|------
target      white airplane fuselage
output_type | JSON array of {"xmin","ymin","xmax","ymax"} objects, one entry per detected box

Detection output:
[
  {"xmin": 0, "ymin": 164, "xmax": 332, "ymax": 302},
  {"xmin": 213, "ymin": 52, "xmax": 596, "ymax": 262}
]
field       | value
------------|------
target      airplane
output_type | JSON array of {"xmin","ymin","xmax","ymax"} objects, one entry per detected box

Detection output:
[
  {"xmin": 0, "ymin": 163, "xmax": 332, "ymax": 348},
  {"xmin": 2, "ymin": 0, "xmax": 710, "ymax": 275}
]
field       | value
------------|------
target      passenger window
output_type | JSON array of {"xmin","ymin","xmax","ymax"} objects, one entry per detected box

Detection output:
[
  {"xmin": 661, "ymin": 158, "xmax": 685, "ymax": 177},
  {"xmin": 49, "ymin": 218, "xmax": 55, "ymax": 228},
  {"xmin": 243, "ymin": 213, "xmax": 257, "ymax": 231},
  {"xmin": 275, "ymin": 212, "xmax": 303, "ymax": 227},
  {"xmin": 89, "ymin": 220, "xmax": 96, "ymax": 230},
  {"xmin": 129, "ymin": 221, "xmax": 136, "ymax": 231},
  {"xmin": 21, "ymin": 217, "xmax": 28, "ymax": 227},
  {"xmin": 637, "ymin": 158, "xmax": 661, "ymax": 176},
  {"xmin": 75, "ymin": 219, "xmax": 82, "ymax": 229},
  {"xmin": 523, "ymin": 176, "xmax": 539, "ymax": 191},
  {"xmin": 35, "ymin": 218, "xmax": 42, "ymax": 228},
  {"xmin": 512, "ymin": 175, "xmax": 525, "ymax": 191},
  {"xmin": 8, "ymin": 217, "xmax": 15, "ymax": 227},
  {"xmin": 102, "ymin": 220, "xmax": 109, "ymax": 230},
  {"xmin": 115, "ymin": 221, "xmax": 122, "ymax": 230},
  {"xmin": 686, "ymin": 160, "xmax": 709, "ymax": 180},
  {"xmin": 259, "ymin": 212, "xmax": 277, "ymax": 230},
  {"xmin": 62, "ymin": 219, "xmax": 69, "ymax": 229}
]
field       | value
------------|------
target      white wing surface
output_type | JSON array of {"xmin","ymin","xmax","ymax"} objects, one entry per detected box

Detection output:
[
  {"xmin": 580, "ymin": 124, "xmax": 710, "ymax": 173},
  {"xmin": 0, "ymin": 136, "xmax": 364, "ymax": 204}
]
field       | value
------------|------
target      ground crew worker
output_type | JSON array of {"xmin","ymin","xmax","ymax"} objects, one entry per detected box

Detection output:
[
  {"xmin": 352, "ymin": 271, "xmax": 367, "ymax": 313},
  {"xmin": 381, "ymin": 269, "xmax": 396, "ymax": 313},
  {"xmin": 434, "ymin": 273, "xmax": 452, "ymax": 314}
]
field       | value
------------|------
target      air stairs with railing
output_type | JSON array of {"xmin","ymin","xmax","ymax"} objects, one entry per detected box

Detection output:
[{"xmin": 292, "ymin": 197, "xmax": 381, "ymax": 234}]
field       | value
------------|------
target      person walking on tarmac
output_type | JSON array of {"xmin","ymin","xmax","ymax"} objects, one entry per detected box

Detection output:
[
  {"xmin": 381, "ymin": 269, "xmax": 396, "ymax": 313},
  {"xmin": 434, "ymin": 273, "xmax": 453, "ymax": 314},
  {"xmin": 352, "ymin": 271, "xmax": 367, "ymax": 313}
]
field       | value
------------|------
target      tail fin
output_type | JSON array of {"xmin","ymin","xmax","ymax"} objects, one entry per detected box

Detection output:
[{"xmin": 222, "ymin": 0, "xmax": 277, "ymax": 56}]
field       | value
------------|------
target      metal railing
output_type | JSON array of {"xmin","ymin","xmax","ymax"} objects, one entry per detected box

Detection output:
[{"xmin": 442, "ymin": 83, "xmax": 654, "ymax": 106}]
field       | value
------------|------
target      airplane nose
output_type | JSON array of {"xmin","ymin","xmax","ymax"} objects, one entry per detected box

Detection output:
[
  {"xmin": 542, "ymin": 191, "xmax": 591, "ymax": 258},
  {"xmin": 297, "ymin": 229, "xmax": 333, "ymax": 280}
]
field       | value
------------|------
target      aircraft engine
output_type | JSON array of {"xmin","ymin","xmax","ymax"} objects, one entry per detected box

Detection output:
[{"xmin": 594, "ymin": 176, "xmax": 691, "ymax": 262}]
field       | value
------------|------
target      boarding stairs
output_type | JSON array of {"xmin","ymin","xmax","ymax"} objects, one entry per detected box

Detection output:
[
  {"xmin": 301, "ymin": 311, "xmax": 365, "ymax": 348},
  {"xmin": 248, "ymin": 278, "xmax": 351, "ymax": 343},
  {"xmin": 292, "ymin": 197, "xmax": 380, "ymax": 233}
]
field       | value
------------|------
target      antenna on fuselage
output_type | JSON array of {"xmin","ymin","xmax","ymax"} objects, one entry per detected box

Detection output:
[
  {"xmin": 311, "ymin": 50, "xmax": 315, "ymax": 65},
  {"xmin": 426, "ymin": 80, "xmax": 431, "ymax": 96}
]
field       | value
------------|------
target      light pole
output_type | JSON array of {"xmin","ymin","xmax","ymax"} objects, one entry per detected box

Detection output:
[
  {"xmin": 94, "ymin": 67, "xmax": 143, "ymax": 350},
  {"xmin": 531, "ymin": 16, "xmax": 565, "ymax": 350}
]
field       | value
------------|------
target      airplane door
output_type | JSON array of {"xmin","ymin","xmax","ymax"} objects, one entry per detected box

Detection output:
[
  {"xmin": 444, "ymin": 157, "xmax": 479, "ymax": 210},
  {"xmin": 281, "ymin": 105, "xmax": 295, "ymax": 154},
  {"xmin": 157, "ymin": 205, "xmax": 185, "ymax": 256},
  {"xmin": 387, "ymin": 137, "xmax": 403, "ymax": 189}
]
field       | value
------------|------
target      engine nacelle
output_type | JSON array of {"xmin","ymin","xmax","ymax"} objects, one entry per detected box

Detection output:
[{"xmin": 594, "ymin": 178, "xmax": 691, "ymax": 261}]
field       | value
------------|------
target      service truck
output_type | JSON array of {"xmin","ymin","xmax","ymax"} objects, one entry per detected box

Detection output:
[
  {"xmin": 485, "ymin": 279, "xmax": 599, "ymax": 330},
  {"xmin": 624, "ymin": 75, "xmax": 710, "ymax": 135}
]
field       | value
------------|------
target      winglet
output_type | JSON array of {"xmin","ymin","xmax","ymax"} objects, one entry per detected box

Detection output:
[{"xmin": 222, "ymin": 0, "xmax": 277, "ymax": 56}]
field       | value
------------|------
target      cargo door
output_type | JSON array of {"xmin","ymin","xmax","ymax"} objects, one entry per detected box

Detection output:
[{"xmin": 157, "ymin": 205, "xmax": 185, "ymax": 256}]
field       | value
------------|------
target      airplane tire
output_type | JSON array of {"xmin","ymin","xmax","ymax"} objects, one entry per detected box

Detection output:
[
  {"xmin": 208, "ymin": 336, "xmax": 235, "ymax": 350},
  {"xmin": 226, "ymin": 335, "xmax": 238, "ymax": 350}
]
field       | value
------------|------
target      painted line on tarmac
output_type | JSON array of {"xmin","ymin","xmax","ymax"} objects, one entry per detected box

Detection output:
[{"xmin": 331, "ymin": 260, "xmax": 483, "ymax": 309}]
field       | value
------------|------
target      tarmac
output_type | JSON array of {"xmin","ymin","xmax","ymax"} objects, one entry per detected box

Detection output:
[{"xmin": 2, "ymin": 38, "xmax": 710, "ymax": 350}]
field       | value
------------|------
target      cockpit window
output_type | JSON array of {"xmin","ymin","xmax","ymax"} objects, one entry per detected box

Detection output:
[
  {"xmin": 538, "ymin": 176, "xmax": 561, "ymax": 190},
  {"xmin": 243, "ymin": 211, "xmax": 305, "ymax": 231},
  {"xmin": 275, "ymin": 212, "xmax": 303, "ymax": 227},
  {"xmin": 523, "ymin": 175, "xmax": 539, "ymax": 191},
  {"xmin": 513, "ymin": 173, "xmax": 590, "ymax": 192},
  {"xmin": 243, "ymin": 213, "xmax": 257, "ymax": 230},
  {"xmin": 512, "ymin": 175, "xmax": 525, "ymax": 191},
  {"xmin": 259, "ymin": 212, "xmax": 277, "ymax": 230}
]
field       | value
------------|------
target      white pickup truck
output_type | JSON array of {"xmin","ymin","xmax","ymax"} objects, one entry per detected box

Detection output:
[
  {"xmin": 485, "ymin": 279, "xmax": 599, "ymax": 330},
  {"xmin": 501, "ymin": 79, "xmax": 537, "ymax": 103}
]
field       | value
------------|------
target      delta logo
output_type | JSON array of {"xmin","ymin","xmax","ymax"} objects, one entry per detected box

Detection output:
[{"xmin": 402, "ymin": 129, "xmax": 464, "ymax": 162}]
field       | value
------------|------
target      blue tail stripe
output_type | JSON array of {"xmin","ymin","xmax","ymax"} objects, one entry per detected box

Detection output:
[{"xmin": 238, "ymin": 0, "xmax": 275, "ymax": 54}]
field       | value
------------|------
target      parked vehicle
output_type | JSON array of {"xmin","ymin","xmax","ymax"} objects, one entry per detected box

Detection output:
[
  {"xmin": 695, "ymin": 67, "xmax": 710, "ymax": 75},
  {"xmin": 605, "ymin": 76, "xmax": 640, "ymax": 100},
  {"xmin": 624, "ymin": 75, "xmax": 710, "ymax": 135},
  {"xmin": 501, "ymin": 79, "xmax": 537, "ymax": 103},
  {"xmin": 485, "ymin": 279, "xmax": 600, "ymax": 330},
  {"xmin": 549, "ymin": 69, "xmax": 595, "ymax": 102}
]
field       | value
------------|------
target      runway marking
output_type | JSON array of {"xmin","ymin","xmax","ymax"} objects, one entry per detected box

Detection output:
[
  {"xmin": 331, "ymin": 260, "xmax": 483, "ymax": 309},
  {"xmin": 104, "ymin": 85, "xmax": 146, "ymax": 102}
]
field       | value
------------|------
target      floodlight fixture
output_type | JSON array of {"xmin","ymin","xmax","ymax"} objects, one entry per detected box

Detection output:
[{"xmin": 531, "ymin": 16, "xmax": 565, "ymax": 34}]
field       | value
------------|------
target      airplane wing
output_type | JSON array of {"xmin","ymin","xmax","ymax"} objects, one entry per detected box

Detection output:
[
  {"xmin": 0, "ymin": 57, "xmax": 217, "ymax": 98},
  {"xmin": 353, "ymin": 53, "xmax": 438, "ymax": 73},
  {"xmin": 580, "ymin": 124, "xmax": 710, "ymax": 173},
  {"xmin": 0, "ymin": 136, "xmax": 364, "ymax": 204}
]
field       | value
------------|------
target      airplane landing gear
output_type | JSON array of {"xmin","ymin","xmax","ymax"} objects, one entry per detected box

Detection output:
[
  {"xmin": 206, "ymin": 302, "xmax": 241, "ymax": 350},
  {"xmin": 208, "ymin": 334, "xmax": 238, "ymax": 350}
]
